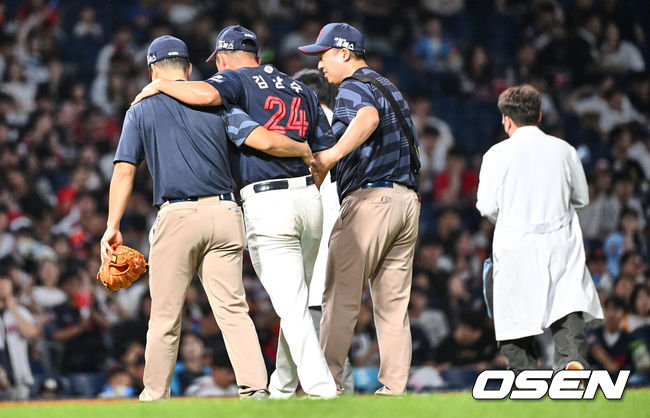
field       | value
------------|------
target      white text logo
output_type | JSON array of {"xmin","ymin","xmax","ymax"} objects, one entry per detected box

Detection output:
[
  {"xmin": 334, "ymin": 37, "xmax": 355, "ymax": 50},
  {"xmin": 472, "ymin": 370, "xmax": 629, "ymax": 400},
  {"xmin": 218, "ymin": 40, "xmax": 234, "ymax": 50}
]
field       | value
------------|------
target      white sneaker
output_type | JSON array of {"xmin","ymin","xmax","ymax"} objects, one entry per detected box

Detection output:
[
  {"xmin": 269, "ymin": 390, "xmax": 296, "ymax": 400},
  {"xmin": 139, "ymin": 388, "xmax": 154, "ymax": 402}
]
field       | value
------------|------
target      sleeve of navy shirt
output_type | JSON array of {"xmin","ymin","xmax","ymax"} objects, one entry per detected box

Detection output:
[
  {"xmin": 204, "ymin": 70, "xmax": 245, "ymax": 111},
  {"xmin": 113, "ymin": 107, "xmax": 144, "ymax": 165},
  {"xmin": 332, "ymin": 80, "xmax": 377, "ymax": 140},
  {"xmin": 308, "ymin": 89, "xmax": 336, "ymax": 152},
  {"xmin": 221, "ymin": 107, "xmax": 260, "ymax": 148}
]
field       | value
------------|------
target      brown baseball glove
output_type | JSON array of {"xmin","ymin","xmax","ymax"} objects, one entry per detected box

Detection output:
[{"xmin": 97, "ymin": 244, "xmax": 147, "ymax": 291}]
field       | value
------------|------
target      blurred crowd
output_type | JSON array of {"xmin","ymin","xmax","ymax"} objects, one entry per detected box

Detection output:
[{"xmin": 0, "ymin": 0, "xmax": 649, "ymax": 399}]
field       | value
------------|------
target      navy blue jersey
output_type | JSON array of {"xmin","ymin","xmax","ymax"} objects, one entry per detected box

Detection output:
[
  {"xmin": 114, "ymin": 94, "xmax": 258, "ymax": 206},
  {"xmin": 332, "ymin": 67, "xmax": 419, "ymax": 200},
  {"xmin": 205, "ymin": 64, "xmax": 335, "ymax": 188}
]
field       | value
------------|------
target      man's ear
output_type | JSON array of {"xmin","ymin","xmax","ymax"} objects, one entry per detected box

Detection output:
[
  {"xmin": 187, "ymin": 62, "xmax": 193, "ymax": 78},
  {"xmin": 340, "ymin": 48, "xmax": 351, "ymax": 62},
  {"xmin": 502, "ymin": 115, "xmax": 510, "ymax": 132},
  {"xmin": 538, "ymin": 112, "xmax": 542, "ymax": 123},
  {"xmin": 256, "ymin": 56, "xmax": 262, "ymax": 65}
]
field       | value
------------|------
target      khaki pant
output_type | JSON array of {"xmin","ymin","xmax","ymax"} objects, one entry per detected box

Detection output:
[
  {"xmin": 140, "ymin": 197, "xmax": 267, "ymax": 400},
  {"xmin": 320, "ymin": 184, "xmax": 420, "ymax": 395}
]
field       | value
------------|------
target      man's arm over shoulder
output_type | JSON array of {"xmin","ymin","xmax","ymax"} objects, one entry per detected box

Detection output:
[
  {"xmin": 132, "ymin": 70, "xmax": 245, "ymax": 107},
  {"xmin": 568, "ymin": 145, "xmax": 589, "ymax": 210},
  {"xmin": 222, "ymin": 108, "xmax": 311, "ymax": 165},
  {"xmin": 476, "ymin": 147, "xmax": 501, "ymax": 223},
  {"xmin": 203, "ymin": 70, "xmax": 245, "ymax": 109}
]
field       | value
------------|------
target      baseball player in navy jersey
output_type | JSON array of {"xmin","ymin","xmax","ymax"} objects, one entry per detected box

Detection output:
[
  {"xmin": 103, "ymin": 36, "xmax": 313, "ymax": 401},
  {"xmin": 132, "ymin": 26, "xmax": 337, "ymax": 399},
  {"xmin": 300, "ymin": 23, "xmax": 421, "ymax": 396}
]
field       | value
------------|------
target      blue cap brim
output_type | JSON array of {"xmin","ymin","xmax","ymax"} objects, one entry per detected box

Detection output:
[{"xmin": 298, "ymin": 44, "xmax": 332, "ymax": 55}]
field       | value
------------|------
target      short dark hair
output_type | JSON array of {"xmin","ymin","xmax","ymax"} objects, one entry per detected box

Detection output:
[
  {"xmin": 333, "ymin": 47, "xmax": 366, "ymax": 61},
  {"xmin": 152, "ymin": 56, "xmax": 190, "ymax": 71},
  {"xmin": 497, "ymin": 84, "xmax": 541, "ymax": 126},
  {"xmin": 620, "ymin": 250, "xmax": 640, "ymax": 267},
  {"xmin": 604, "ymin": 296, "xmax": 627, "ymax": 312},
  {"xmin": 293, "ymin": 68, "xmax": 331, "ymax": 105},
  {"xmin": 422, "ymin": 123, "xmax": 440, "ymax": 138},
  {"xmin": 631, "ymin": 285, "xmax": 649, "ymax": 315},
  {"xmin": 351, "ymin": 50, "xmax": 367, "ymax": 61}
]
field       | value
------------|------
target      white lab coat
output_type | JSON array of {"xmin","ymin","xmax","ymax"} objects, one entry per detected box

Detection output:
[{"xmin": 477, "ymin": 126, "xmax": 603, "ymax": 341}]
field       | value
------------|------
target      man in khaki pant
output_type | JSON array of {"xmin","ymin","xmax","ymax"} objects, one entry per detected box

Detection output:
[
  {"xmin": 100, "ymin": 36, "xmax": 312, "ymax": 400},
  {"xmin": 301, "ymin": 24, "xmax": 421, "ymax": 395}
]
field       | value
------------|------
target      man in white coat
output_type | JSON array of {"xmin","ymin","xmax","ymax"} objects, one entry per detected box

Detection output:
[{"xmin": 476, "ymin": 85, "xmax": 603, "ymax": 371}]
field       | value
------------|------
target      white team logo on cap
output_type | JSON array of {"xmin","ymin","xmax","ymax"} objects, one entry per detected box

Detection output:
[
  {"xmin": 147, "ymin": 54, "xmax": 156, "ymax": 64},
  {"xmin": 218, "ymin": 40, "xmax": 234, "ymax": 50},
  {"xmin": 264, "ymin": 65, "xmax": 273, "ymax": 74},
  {"xmin": 334, "ymin": 37, "xmax": 354, "ymax": 50}
]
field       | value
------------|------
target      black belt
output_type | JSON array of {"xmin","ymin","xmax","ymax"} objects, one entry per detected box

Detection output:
[
  {"xmin": 361, "ymin": 181, "xmax": 394, "ymax": 189},
  {"xmin": 253, "ymin": 176, "xmax": 314, "ymax": 193},
  {"xmin": 167, "ymin": 193, "xmax": 234, "ymax": 204}
]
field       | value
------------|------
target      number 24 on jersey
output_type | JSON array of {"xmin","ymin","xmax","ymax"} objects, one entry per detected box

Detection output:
[{"xmin": 263, "ymin": 96, "xmax": 309, "ymax": 137}]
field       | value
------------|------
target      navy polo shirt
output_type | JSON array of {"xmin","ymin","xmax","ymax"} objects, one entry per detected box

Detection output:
[
  {"xmin": 205, "ymin": 64, "xmax": 335, "ymax": 188},
  {"xmin": 332, "ymin": 67, "xmax": 419, "ymax": 200},
  {"xmin": 114, "ymin": 93, "xmax": 258, "ymax": 207}
]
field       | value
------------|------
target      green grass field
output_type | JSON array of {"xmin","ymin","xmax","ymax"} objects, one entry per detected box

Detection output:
[{"xmin": 2, "ymin": 390, "xmax": 650, "ymax": 418}]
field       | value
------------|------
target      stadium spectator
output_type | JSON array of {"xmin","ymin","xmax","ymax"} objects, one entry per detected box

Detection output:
[
  {"xmin": 98, "ymin": 369, "xmax": 136, "ymax": 399},
  {"xmin": 588, "ymin": 296, "xmax": 634, "ymax": 374},
  {"xmin": 49, "ymin": 275, "xmax": 109, "ymax": 374},
  {"xmin": 623, "ymin": 285, "xmax": 650, "ymax": 333},
  {"xmin": 31, "ymin": 260, "xmax": 66, "ymax": 312},
  {"xmin": 0, "ymin": 277, "xmax": 40, "ymax": 400},
  {"xmin": 408, "ymin": 287, "xmax": 449, "ymax": 349},
  {"xmin": 349, "ymin": 301, "xmax": 380, "ymax": 368},
  {"xmin": 184, "ymin": 350, "xmax": 238, "ymax": 397},
  {"xmin": 433, "ymin": 313, "xmax": 498, "ymax": 372},
  {"xmin": 599, "ymin": 21, "xmax": 645, "ymax": 74},
  {"xmin": 433, "ymin": 147, "xmax": 478, "ymax": 207},
  {"xmin": 413, "ymin": 16, "xmax": 462, "ymax": 74},
  {"xmin": 170, "ymin": 333, "xmax": 210, "ymax": 397}
]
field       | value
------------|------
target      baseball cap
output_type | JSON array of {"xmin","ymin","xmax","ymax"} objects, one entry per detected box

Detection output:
[
  {"xmin": 146, "ymin": 35, "xmax": 190, "ymax": 65},
  {"xmin": 298, "ymin": 23, "xmax": 365, "ymax": 55},
  {"xmin": 206, "ymin": 25, "xmax": 259, "ymax": 62}
]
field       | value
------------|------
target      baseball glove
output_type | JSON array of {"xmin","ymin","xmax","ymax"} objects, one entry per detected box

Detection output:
[{"xmin": 97, "ymin": 244, "xmax": 147, "ymax": 291}]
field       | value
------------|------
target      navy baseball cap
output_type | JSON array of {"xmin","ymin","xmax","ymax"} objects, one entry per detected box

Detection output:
[
  {"xmin": 146, "ymin": 35, "xmax": 190, "ymax": 66},
  {"xmin": 299, "ymin": 23, "xmax": 365, "ymax": 55},
  {"xmin": 206, "ymin": 25, "xmax": 259, "ymax": 62}
]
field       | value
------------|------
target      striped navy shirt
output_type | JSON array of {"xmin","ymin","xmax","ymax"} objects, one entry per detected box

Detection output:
[{"xmin": 332, "ymin": 67, "xmax": 419, "ymax": 200}]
